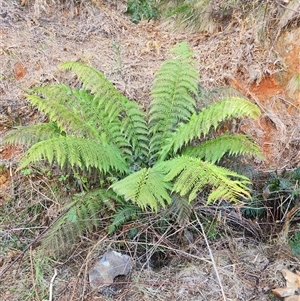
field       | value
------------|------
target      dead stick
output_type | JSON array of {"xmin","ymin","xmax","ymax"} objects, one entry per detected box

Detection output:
[
  {"xmin": 49, "ymin": 268, "xmax": 58, "ymax": 301},
  {"xmin": 69, "ymin": 234, "xmax": 108, "ymax": 301},
  {"xmin": 194, "ymin": 210, "xmax": 227, "ymax": 301}
]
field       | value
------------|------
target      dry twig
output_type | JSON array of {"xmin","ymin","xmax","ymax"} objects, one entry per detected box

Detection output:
[
  {"xmin": 194, "ymin": 210, "xmax": 227, "ymax": 301},
  {"xmin": 49, "ymin": 268, "xmax": 58, "ymax": 301},
  {"xmin": 69, "ymin": 234, "xmax": 108, "ymax": 301}
]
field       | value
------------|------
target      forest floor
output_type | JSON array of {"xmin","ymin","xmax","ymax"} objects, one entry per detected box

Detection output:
[{"xmin": 0, "ymin": 1, "xmax": 300, "ymax": 300}]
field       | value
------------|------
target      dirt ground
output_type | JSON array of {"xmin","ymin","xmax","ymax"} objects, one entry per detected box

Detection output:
[{"xmin": 0, "ymin": 1, "xmax": 300, "ymax": 300}]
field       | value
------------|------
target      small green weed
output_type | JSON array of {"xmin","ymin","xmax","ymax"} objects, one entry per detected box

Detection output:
[
  {"xmin": 127, "ymin": 0, "xmax": 158, "ymax": 23},
  {"xmin": 289, "ymin": 230, "xmax": 300, "ymax": 255}
]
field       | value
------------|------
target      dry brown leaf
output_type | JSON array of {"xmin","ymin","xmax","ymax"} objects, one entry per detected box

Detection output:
[
  {"xmin": 0, "ymin": 175, "xmax": 7, "ymax": 185},
  {"xmin": 272, "ymin": 287, "xmax": 297, "ymax": 297},
  {"xmin": 264, "ymin": 111, "xmax": 287, "ymax": 136},
  {"xmin": 14, "ymin": 62, "xmax": 27, "ymax": 80},
  {"xmin": 282, "ymin": 269, "xmax": 300, "ymax": 287},
  {"xmin": 285, "ymin": 296, "xmax": 300, "ymax": 301}
]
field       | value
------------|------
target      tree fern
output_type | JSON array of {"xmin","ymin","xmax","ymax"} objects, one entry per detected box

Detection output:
[{"xmin": 3, "ymin": 42, "xmax": 263, "ymax": 253}]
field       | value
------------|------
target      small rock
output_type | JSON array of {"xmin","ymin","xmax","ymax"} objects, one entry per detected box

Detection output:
[{"xmin": 89, "ymin": 250, "xmax": 132, "ymax": 292}]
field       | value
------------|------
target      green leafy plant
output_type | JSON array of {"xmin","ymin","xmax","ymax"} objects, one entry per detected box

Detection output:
[
  {"xmin": 242, "ymin": 167, "xmax": 300, "ymax": 221},
  {"xmin": 4, "ymin": 42, "xmax": 262, "ymax": 252},
  {"xmin": 158, "ymin": 0, "xmax": 295, "ymax": 37},
  {"xmin": 127, "ymin": 0, "xmax": 159, "ymax": 23}
]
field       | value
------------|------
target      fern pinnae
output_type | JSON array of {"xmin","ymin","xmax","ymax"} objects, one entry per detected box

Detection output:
[
  {"xmin": 3, "ymin": 123, "xmax": 62, "ymax": 147},
  {"xmin": 60, "ymin": 61, "xmax": 123, "ymax": 119},
  {"xmin": 18, "ymin": 137, "xmax": 128, "ymax": 173},
  {"xmin": 149, "ymin": 42, "xmax": 199, "ymax": 160},
  {"xmin": 160, "ymin": 156, "xmax": 251, "ymax": 203},
  {"xmin": 43, "ymin": 189, "xmax": 115, "ymax": 254},
  {"xmin": 32, "ymin": 84, "xmax": 73, "ymax": 106},
  {"xmin": 108, "ymin": 204, "xmax": 142, "ymax": 234},
  {"xmin": 27, "ymin": 94, "xmax": 100, "ymax": 140},
  {"xmin": 73, "ymin": 91, "xmax": 132, "ymax": 157},
  {"xmin": 60, "ymin": 61, "xmax": 149, "ymax": 159},
  {"xmin": 111, "ymin": 167, "xmax": 172, "ymax": 211},
  {"xmin": 167, "ymin": 193, "xmax": 192, "ymax": 226},
  {"xmin": 183, "ymin": 134, "xmax": 263, "ymax": 163},
  {"xmin": 121, "ymin": 100, "xmax": 149, "ymax": 159},
  {"xmin": 162, "ymin": 97, "xmax": 261, "ymax": 157}
]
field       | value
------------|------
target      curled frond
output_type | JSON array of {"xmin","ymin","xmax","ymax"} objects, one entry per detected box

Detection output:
[
  {"xmin": 111, "ymin": 167, "xmax": 172, "ymax": 211},
  {"xmin": 160, "ymin": 97, "xmax": 261, "ymax": 159},
  {"xmin": 18, "ymin": 136, "xmax": 128, "ymax": 174},
  {"xmin": 183, "ymin": 134, "xmax": 263, "ymax": 163},
  {"xmin": 3, "ymin": 123, "xmax": 62, "ymax": 146},
  {"xmin": 149, "ymin": 42, "xmax": 199, "ymax": 160},
  {"xmin": 159, "ymin": 156, "xmax": 251, "ymax": 203}
]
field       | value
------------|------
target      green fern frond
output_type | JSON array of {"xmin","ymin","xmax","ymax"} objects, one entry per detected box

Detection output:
[
  {"xmin": 122, "ymin": 100, "xmax": 149, "ymax": 159},
  {"xmin": 60, "ymin": 61, "xmax": 123, "ymax": 109},
  {"xmin": 42, "ymin": 189, "xmax": 118, "ymax": 254},
  {"xmin": 160, "ymin": 97, "xmax": 261, "ymax": 159},
  {"xmin": 27, "ymin": 93, "xmax": 100, "ymax": 140},
  {"xmin": 108, "ymin": 204, "xmax": 142, "ymax": 234},
  {"xmin": 32, "ymin": 84, "xmax": 73, "ymax": 105},
  {"xmin": 159, "ymin": 156, "xmax": 251, "ymax": 203},
  {"xmin": 60, "ymin": 61, "xmax": 149, "ymax": 158},
  {"xmin": 26, "ymin": 85, "xmax": 134, "ymax": 159},
  {"xmin": 149, "ymin": 42, "xmax": 199, "ymax": 159},
  {"xmin": 183, "ymin": 134, "xmax": 263, "ymax": 163},
  {"xmin": 18, "ymin": 136, "xmax": 128, "ymax": 173},
  {"xmin": 111, "ymin": 167, "xmax": 172, "ymax": 211},
  {"xmin": 71, "ymin": 88, "xmax": 133, "ymax": 158},
  {"xmin": 167, "ymin": 193, "xmax": 192, "ymax": 226},
  {"xmin": 3, "ymin": 122, "xmax": 62, "ymax": 146}
]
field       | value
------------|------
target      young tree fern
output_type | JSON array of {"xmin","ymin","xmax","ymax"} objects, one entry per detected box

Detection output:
[{"xmin": 3, "ymin": 42, "xmax": 262, "ymax": 250}]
